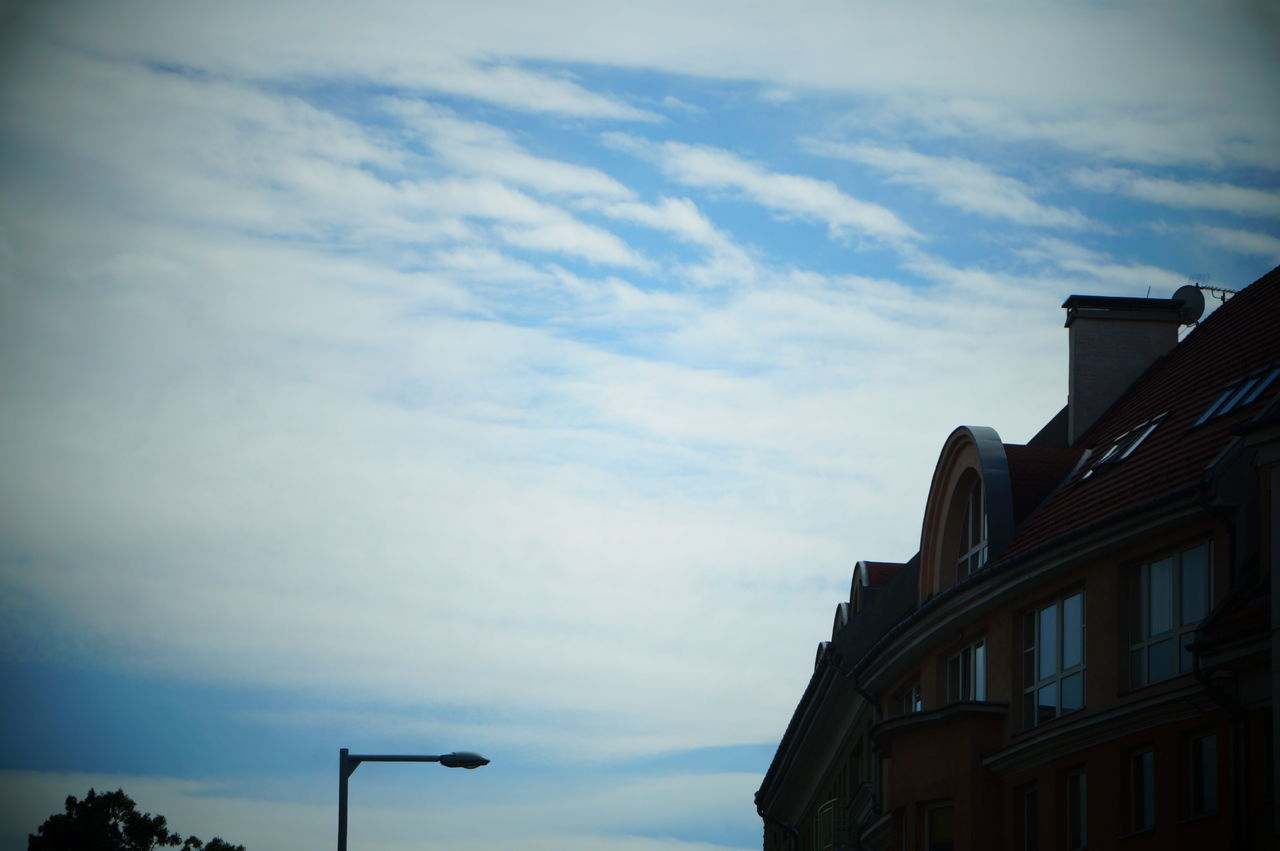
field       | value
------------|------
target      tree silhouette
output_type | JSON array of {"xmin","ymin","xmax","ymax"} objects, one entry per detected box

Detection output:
[{"xmin": 28, "ymin": 789, "xmax": 245, "ymax": 851}]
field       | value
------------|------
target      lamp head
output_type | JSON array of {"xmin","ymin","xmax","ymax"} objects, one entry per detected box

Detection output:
[{"xmin": 440, "ymin": 751, "xmax": 489, "ymax": 769}]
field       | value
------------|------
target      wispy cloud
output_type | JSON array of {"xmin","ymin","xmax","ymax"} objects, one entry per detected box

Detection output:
[
  {"xmin": 389, "ymin": 101, "xmax": 636, "ymax": 198},
  {"xmin": 1071, "ymin": 167, "xmax": 1280, "ymax": 217},
  {"xmin": 1192, "ymin": 225, "xmax": 1280, "ymax": 259},
  {"xmin": 806, "ymin": 140, "xmax": 1090, "ymax": 229},
  {"xmin": 607, "ymin": 134, "xmax": 919, "ymax": 245}
]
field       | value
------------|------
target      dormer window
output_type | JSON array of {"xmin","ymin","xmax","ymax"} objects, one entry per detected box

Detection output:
[
  {"xmin": 1080, "ymin": 413, "xmax": 1166, "ymax": 481},
  {"xmin": 957, "ymin": 477, "xmax": 987, "ymax": 581},
  {"xmin": 1194, "ymin": 365, "xmax": 1279, "ymax": 426}
]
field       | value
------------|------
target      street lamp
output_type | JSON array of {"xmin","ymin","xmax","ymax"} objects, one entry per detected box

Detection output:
[{"xmin": 338, "ymin": 747, "xmax": 489, "ymax": 851}]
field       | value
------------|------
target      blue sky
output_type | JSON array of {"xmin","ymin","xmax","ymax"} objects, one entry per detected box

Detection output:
[{"xmin": 1, "ymin": 1, "xmax": 1277, "ymax": 848}]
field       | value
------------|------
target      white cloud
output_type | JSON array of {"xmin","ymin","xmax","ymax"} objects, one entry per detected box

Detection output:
[
  {"xmin": 15, "ymin": 0, "xmax": 1276, "ymax": 168},
  {"xmin": 907, "ymin": 96, "xmax": 1280, "ymax": 168},
  {"xmin": 609, "ymin": 135, "xmax": 918, "ymax": 245},
  {"xmin": 1192, "ymin": 225, "xmax": 1280, "ymax": 259},
  {"xmin": 388, "ymin": 101, "xmax": 635, "ymax": 198},
  {"xmin": 1071, "ymin": 168, "xmax": 1280, "ymax": 217},
  {"xmin": 1011, "ymin": 238, "xmax": 1191, "ymax": 296},
  {"xmin": 807, "ymin": 140, "xmax": 1090, "ymax": 228}
]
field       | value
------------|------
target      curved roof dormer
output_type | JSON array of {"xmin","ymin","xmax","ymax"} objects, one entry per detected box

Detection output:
[
  {"xmin": 831, "ymin": 601, "xmax": 850, "ymax": 640},
  {"xmin": 918, "ymin": 426, "xmax": 1015, "ymax": 602},
  {"xmin": 849, "ymin": 559, "xmax": 904, "ymax": 615}
]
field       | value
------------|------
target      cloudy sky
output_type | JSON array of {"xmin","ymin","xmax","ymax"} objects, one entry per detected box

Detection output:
[{"xmin": 1, "ymin": 1, "xmax": 1277, "ymax": 848}]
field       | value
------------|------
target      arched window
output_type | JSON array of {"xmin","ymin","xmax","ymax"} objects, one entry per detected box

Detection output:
[{"xmin": 956, "ymin": 477, "xmax": 987, "ymax": 581}]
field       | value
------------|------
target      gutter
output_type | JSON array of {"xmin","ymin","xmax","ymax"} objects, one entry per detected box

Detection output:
[{"xmin": 756, "ymin": 805, "xmax": 800, "ymax": 851}]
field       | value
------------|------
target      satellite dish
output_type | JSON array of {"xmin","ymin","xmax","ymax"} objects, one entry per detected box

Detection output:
[{"xmin": 1172, "ymin": 284, "xmax": 1205, "ymax": 325}]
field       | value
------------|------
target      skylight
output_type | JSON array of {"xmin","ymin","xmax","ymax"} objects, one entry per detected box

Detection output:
[
  {"xmin": 1081, "ymin": 413, "xmax": 1167, "ymax": 480},
  {"xmin": 1194, "ymin": 366, "xmax": 1280, "ymax": 427}
]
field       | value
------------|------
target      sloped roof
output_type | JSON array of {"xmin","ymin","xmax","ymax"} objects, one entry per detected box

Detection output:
[
  {"xmin": 1003, "ymin": 444, "xmax": 1081, "ymax": 526},
  {"xmin": 1001, "ymin": 265, "xmax": 1280, "ymax": 561},
  {"xmin": 860, "ymin": 560, "xmax": 905, "ymax": 588}
]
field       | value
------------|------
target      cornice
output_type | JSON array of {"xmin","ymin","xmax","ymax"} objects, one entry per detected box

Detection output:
[{"xmin": 981, "ymin": 682, "xmax": 1216, "ymax": 779}]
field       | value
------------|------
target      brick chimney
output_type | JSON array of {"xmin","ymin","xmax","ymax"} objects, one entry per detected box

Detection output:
[{"xmin": 1062, "ymin": 295, "xmax": 1185, "ymax": 444}]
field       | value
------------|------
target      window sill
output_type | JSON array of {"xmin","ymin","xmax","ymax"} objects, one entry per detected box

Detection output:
[
  {"xmin": 1120, "ymin": 672, "xmax": 1194, "ymax": 696},
  {"xmin": 1177, "ymin": 810, "xmax": 1219, "ymax": 826},
  {"xmin": 1117, "ymin": 827, "xmax": 1154, "ymax": 841}
]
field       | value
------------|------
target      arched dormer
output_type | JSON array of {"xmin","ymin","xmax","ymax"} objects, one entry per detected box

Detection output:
[
  {"xmin": 831, "ymin": 601, "xmax": 850, "ymax": 640},
  {"xmin": 849, "ymin": 559, "xmax": 904, "ymax": 614},
  {"xmin": 919, "ymin": 426, "xmax": 1015, "ymax": 602}
]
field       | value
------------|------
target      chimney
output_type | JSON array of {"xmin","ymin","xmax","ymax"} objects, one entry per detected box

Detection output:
[{"xmin": 1062, "ymin": 294, "xmax": 1194, "ymax": 444}]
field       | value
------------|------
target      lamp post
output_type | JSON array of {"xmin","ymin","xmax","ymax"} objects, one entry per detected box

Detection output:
[{"xmin": 338, "ymin": 748, "xmax": 489, "ymax": 851}]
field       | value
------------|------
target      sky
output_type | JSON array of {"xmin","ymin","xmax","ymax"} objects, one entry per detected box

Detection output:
[{"xmin": 0, "ymin": 1, "xmax": 1278, "ymax": 848}]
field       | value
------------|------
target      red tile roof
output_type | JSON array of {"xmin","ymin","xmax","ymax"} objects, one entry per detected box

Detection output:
[
  {"xmin": 860, "ymin": 560, "xmax": 905, "ymax": 587},
  {"xmin": 1003, "ymin": 444, "xmax": 1081, "ymax": 525},
  {"xmin": 1000, "ymin": 266, "xmax": 1280, "ymax": 562}
]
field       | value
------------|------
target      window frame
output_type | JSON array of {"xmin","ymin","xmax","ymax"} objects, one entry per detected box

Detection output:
[
  {"xmin": 946, "ymin": 639, "xmax": 987, "ymax": 703},
  {"xmin": 1017, "ymin": 783, "xmax": 1038, "ymax": 851},
  {"xmin": 1129, "ymin": 747, "xmax": 1154, "ymax": 833},
  {"xmin": 956, "ymin": 477, "xmax": 987, "ymax": 581},
  {"xmin": 1194, "ymin": 365, "xmax": 1280, "ymax": 426},
  {"xmin": 1187, "ymin": 731, "xmax": 1219, "ymax": 818},
  {"xmin": 924, "ymin": 802, "xmax": 955, "ymax": 851},
  {"xmin": 1063, "ymin": 768, "xmax": 1087, "ymax": 851},
  {"xmin": 1080, "ymin": 413, "xmax": 1166, "ymax": 481},
  {"xmin": 1022, "ymin": 590, "xmax": 1086, "ymax": 729},
  {"xmin": 1128, "ymin": 542, "xmax": 1212, "ymax": 690},
  {"xmin": 896, "ymin": 680, "xmax": 923, "ymax": 716}
]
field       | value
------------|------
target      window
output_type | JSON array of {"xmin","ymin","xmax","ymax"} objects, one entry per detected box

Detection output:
[
  {"xmin": 956, "ymin": 477, "xmax": 987, "ymax": 581},
  {"xmin": 1022, "ymin": 591, "xmax": 1085, "ymax": 728},
  {"xmin": 946, "ymin": 640, "xmax": 986, "ymax": 702},
  {"xmin": 813, "ymin": 798, "xmax": 837, "ymax": 851},
  {"xmin": 1188, "ymin": 732, "xmax": 1218, "ymax": 817},
  {"xmin": 1194, "ymin": 365, "xmax": 1279, "ymax": 426},
  {"xmin": 925, "ymin": 803, "xmax": 955, "ymax": 851},
  {"xmin": 1130, "ymin": 748, "xmax": 1154, "ymax": 832},
  {"xmin": 849, "ymin": 737, "xmax": 872, "ymax": 789},
  {"xmin": 1129, "ymin": 543, "xmax": 1211, "ymax": 689},
  {"xmin": 1019, "ymin": 785, "xmax": 1038, "ymax": 851},
  {"xmin": 897, "ymin": 681, "xmax": 923, "ymax": 715},
  {"xmin": 1080, "ymin": 413, "xmax": 1166, "ymax": 480},
  {"xmin": 1063, "ymin": 770, "xmax": 1087, "ymax": 851}
]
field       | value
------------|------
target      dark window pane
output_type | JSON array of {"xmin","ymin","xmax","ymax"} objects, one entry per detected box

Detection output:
[
  {"xmin": 1130, "ymin": 648, "xmax": 1145, "ymax": 690},
  {"xmin": 927, "ymin": 805, "xmax": 955, "ymax": 851},
  {"xmin": 1061, "ymin": 671, "xmax": 1083, "ymax": 712},
  {"xmin": 1181, "ymin": 545, "xmax": 1208, "ymax": 625},
  {"xmin": 1129, "ymin": 568, "xmax": 1144, "ymax": 643},
  {"xmin": 1062, "ymin": 593, "xmax": 1083, "ymax": 669},
  {"xmin": 1023, "ymin": 648, "xmax": 1035, "ymax": 686},
  {"xmin": 1022, "ymin": 691, "xmax": 1036, "ymax": 729},
  {"xmin": 1150, "ymin": 558, "xmax": 1174, "ymax": 634},
  {"xmin": 1180, "ymin": 631, "xmax": 1196, "ymax": 674},
  {"xmin": 1039, "ymin": 604, "xmax": 1058, "ymax": 680},
  {"xmin": 1242, "ymin": 367, "xmax": 1279, "ymax": 404},
  {"xmin": 1131, "ymin": 751, "xmax": 1154, "ymax": 830},
  {"xmin": 974, "ymin": 642, "xmax": 986, "ymax": 701},
  {"xmin": 1037, "ymin": 683, "xmax": 1057, "ymax": 724},
  {"xmin": 1022, "ymin": 787, "xmax": 1038, "ymax": 851},
  {"xmin": 947, "ymin": 654, "xmax": 960, "ymax": 703},
  {"xmin": 1196, "ymin": 389, "xmax": 1232, "ymax": 425},
  {"xmin": 1219, "ymin": 378, "xmax": 1256, "ymax": 414},
  {"xmin": 1148, "ymin": 637, "xmax": 1176, "ymax": 682},
  {"xmin": 1192, "ymin": 734, "xmax": 1218, "ymax": 815},
  {"xmin": 1023, "ymin": 610, "xmax": 1036, "ymax": 652},
  {"xmin": 1066, "ymin": 772, "xmax": 1087, "ymax": 850}
]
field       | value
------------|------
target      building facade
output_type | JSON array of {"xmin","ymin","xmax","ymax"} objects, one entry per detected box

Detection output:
[{"xmin": 757, "ymin": 267, "xmax": 1279, "ymax": 850}]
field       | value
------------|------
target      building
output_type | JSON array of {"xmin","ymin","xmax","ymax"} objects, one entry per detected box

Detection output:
[{"xmin": 756, "ymin": 266, "xmax": 1279, "ymax": 850}]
